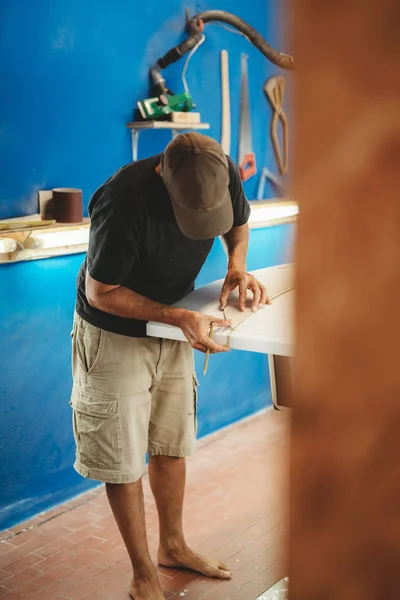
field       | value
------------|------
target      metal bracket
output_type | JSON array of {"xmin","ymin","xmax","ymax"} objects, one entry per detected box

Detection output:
[{"xmin": 127, "ymin": 121, "xmax": 210, "ymax": 162}]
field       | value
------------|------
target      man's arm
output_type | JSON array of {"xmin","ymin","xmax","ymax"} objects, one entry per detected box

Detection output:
[
  {"xmin": 220, "ymin": 224, "xmax": 270, "ymax": 312},
  {"xmin": 86, "ymin": 273, "xmax": 231, "ymax": 354},
  {"xmin": 223, "ymin": 223, "xmax": 249, "ymax": 272}
]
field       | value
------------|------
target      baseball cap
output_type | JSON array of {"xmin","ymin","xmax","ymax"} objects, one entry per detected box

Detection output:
[{"xmin": 162, "ymin": 132, "xmax": 234, "ymax": 240}]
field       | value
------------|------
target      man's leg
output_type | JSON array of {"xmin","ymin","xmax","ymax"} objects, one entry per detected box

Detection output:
[
  {"xmin": 106, "ymin": 481, "xmax": 164, "ymax": 599},
  {"xmin": 70, "ymin": 319, "xmax": 165, "ymax": 598},
  {"xmin": 147, "ymin": 340, "xmax": 231, "ymax": 579},
  {"xmin": 148, "ymin": 455, "xmax": 231, "ymax": 579}
]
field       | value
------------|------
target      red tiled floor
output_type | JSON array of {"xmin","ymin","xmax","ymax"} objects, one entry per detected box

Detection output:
[{"xmin": 0, "ymin": 409, "xmax": 288, "ymax": 600}]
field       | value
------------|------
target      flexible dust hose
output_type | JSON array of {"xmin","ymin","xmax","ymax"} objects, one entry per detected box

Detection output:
[
  {"xmin": 190, "ymin": 11, "xmax": 294, "ymax": 70},
  {"xmin": 150, "ymin": 33, "xmax": 204, "ymax": 96},
  {"xmin": 149, "ymin": 10, "xmax": 294, "ymax": 95}
]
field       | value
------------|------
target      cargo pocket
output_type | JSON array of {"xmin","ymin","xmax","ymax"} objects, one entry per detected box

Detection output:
[
  {"xmin": 193, "ymin": 374, "xmax": 199, "ymax": 435},
  {"xmin": 70, "ymin": 387, "xmax": 122, "ymax": 470}
]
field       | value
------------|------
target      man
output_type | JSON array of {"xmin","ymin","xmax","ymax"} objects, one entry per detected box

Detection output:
[{"xmin": 70, "ymin": 132, "xmax": 268, "ymax": 600}]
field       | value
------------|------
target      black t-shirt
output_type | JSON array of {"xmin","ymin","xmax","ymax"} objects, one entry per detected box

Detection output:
[{"xmin": 76, "ymin": 153, "xmax": 250, "ymax": 337}]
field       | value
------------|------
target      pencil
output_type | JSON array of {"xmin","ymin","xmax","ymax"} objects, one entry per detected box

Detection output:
[{"xmin": 203, "ymin": 321, "xmax": 215, "ymax": 375}]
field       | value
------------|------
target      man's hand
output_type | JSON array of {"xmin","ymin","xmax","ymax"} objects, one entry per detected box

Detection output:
[
  {"xmin": 177, "ymin": 311, "xmax": 232, "ymax": 354},
  {"xmin": 219, "ymin": 268, "xmax": 271, "ymax": 312}
]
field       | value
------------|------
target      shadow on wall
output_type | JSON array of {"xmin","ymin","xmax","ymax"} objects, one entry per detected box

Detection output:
[{"xmin": 0, "ymin": 224, "xmax": 295, "ymax": 531}]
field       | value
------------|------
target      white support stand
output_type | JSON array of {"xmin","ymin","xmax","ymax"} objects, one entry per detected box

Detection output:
[
  {"xmin": 268, "ymin": 354, "xmax": 294, "ymax": 412},
  {"xmin": 126, "ymin": 121, "xmax": 211, "ymax": 162}
]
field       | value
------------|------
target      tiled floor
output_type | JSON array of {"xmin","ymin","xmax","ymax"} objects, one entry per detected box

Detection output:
[{"xmin": 0, "ymin": 409, "xmax": 289, "ymax": 600}]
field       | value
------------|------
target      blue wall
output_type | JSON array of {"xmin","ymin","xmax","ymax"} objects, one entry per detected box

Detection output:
[
  {"xmin": 0, "ymin": 0, "xmax": 284, "ymax": 219},
  {"xmin": 0, "ymin": 225, "xmax": 295, "ymax": 531},
  {"xmin": 0, "ymin": 0, "xmax": 290, "ymax": 530}
]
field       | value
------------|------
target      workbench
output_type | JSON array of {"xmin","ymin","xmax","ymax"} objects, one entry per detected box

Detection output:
[
  {"xmin": 0, "ymin": 204, "xmax": 297, "ymax": 264},
  {"xmin": 147, "ymin": 263, "xmax": 294, "ymax": 356},
  {"xmin": 147, "ymin": 263, "xmax": 295, "ymax": 410}
]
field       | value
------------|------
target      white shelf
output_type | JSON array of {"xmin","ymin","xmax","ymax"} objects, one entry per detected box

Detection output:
[
  {"xmin": 126, "ymin": 121, "xmax": 210, "ymax": 161},
  {"xmin": 127, "ymin": 121, "xmax": 210, "ymax": 131}
]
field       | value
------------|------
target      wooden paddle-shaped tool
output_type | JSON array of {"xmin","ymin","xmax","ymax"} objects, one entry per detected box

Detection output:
[{"xmin": 264, "ymin": 76, "xmax": 289, "ymax": 175}]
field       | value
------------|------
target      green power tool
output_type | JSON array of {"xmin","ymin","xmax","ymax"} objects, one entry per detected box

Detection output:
[
  {"xmin": 137, "ymin": 92, "xmax": 195, "ymax": 121},
  {"xmin": 136, "ymin": 10, "xmax": 294, "ymax": 122}
]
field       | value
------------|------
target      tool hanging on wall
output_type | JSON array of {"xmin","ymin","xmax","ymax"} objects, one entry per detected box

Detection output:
[
  {"xmin": 137, "ymin": 92, "xmax": 196, "ymax": 121},
  {"xmin": 264, "ymin": 76, "xmax": 289, "ymax": 175},
  {"xmin": 137, "ymin": 34, "xmax": 205, "ymax": 121},
  {"xmin": 257, "ymin": 167, "xmax": 285, "ymax": 200},
  {"xmin": 238, "ymin": 54, "xmax": 257, "ymax": 182},
  {"xmin": 220, "ymin": 50, "xmax": 231, "ymax": 155},
  {"xmin": 137, "ymin": 10, "xmax": 294, "ymax": 121}
]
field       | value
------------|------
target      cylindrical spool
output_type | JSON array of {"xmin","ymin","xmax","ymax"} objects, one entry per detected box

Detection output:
[{"xmin": 52, "ymin": 188, "xmax": 83, "ymax": 223}]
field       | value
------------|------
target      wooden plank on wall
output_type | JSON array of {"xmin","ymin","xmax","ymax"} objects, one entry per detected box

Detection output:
[{"xmin": 290, "ymin": 1, "xmax": 400, "ymax": 599}]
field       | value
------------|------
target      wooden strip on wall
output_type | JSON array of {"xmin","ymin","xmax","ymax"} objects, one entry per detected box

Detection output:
[{"xmin": 290, "ymin": 1, "xmax": 400, "ymax": 599}]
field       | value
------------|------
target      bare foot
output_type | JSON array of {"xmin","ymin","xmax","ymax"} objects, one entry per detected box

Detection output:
[
  {"xmin": 158, "ymin": 544, "xmax": 231, "ymax": 579},
  {"xmin": 129, "ymin": 571, "xmax": 165, "ymax": 600}
]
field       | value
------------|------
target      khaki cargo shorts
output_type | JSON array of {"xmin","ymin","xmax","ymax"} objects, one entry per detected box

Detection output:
[{"xmin": 69, "ymin": 313, "xmax": 198, "ymax": 484}]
